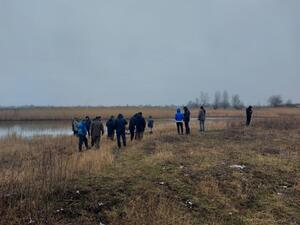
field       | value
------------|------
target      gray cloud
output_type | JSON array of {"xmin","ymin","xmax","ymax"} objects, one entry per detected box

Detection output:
[{"xmin": 0, "ymin": 0, "xmax": 299, "ymax": 106}]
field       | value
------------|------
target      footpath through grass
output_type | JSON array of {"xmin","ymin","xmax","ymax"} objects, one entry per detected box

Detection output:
[{"xmin": 48, "ymin": 123, "xmax": 299, "ymax": 225}]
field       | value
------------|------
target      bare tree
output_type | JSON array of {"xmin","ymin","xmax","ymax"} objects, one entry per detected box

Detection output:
[
  {"xmin": 285, "ymin": 99, "xmax": 293, "ymax": 107},
  {"xmin": 268, "ymin": 95, "xmax": 283, "ymax": 107},
  {"xmin": 213, "ymin": 91, "xmax": 222, "ymax": 109},
  {"xmin": 221, "ymin": 90, "xmax": 230, "ymax": 109},
  {"xmin": 231, "ymin": 94, "xmax": 244, "ymax": 109},
  {"xmin": 200, "ymin": 92, "xmax": 210, "ymax": 107}
]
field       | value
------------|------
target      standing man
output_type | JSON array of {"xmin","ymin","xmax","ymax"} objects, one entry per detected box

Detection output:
[
  {"xmin": 198, "ymin": 106, "xmax": 206, "ymax": 132},
  {"xmin": 183, "ymin": 106, "xmax": 191, "ymax": 135},
  {"xmin": 175, "ymin": 108, "xmax": 184, "ymax": 135},
  {"xmin": 129, "ymin": 113, "xmax": 137, "ymax": 141},
  {"xmin": 115, "ymin": 114, "xmax": 128, "ymax": 148},
  {"xmin": 246, "ymin": 106, "xmax": 253, "ymax": 126},
  {"xmin": 106, "ymin": 116, "xmax": 116, "ymax": 140},
  {"xmin": 77, "ymin": 119, "xmax": 89, "ymax": 152},
  {"xmin": 147, "ymin": 116, "xmax": 154, "ymax": 134},
  {"xmin": 135, "ymin": 112, "xmax": 146, "ymax": 140},
  {"xmin": 85, "ymin": 116, "xmax": 92, "ymax": 136},
  {"xmin": 91, "ymin": 116, "xmax": 105, "ymax": 149}
]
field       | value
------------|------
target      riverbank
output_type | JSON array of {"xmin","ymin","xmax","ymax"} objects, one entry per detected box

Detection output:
[{"xmin": 1, "ymin": 118, "xmax": 299, "ymax": 225}]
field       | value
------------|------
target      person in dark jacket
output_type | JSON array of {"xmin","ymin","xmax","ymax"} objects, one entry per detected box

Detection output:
[
  {"xmin": 85, "ymin": 116, "xmax": 91, "ymax": 136},
  {"xmin": 246, "ymin": 106, "xmax": 253, "ymax": 126},
  {"xmin": 129, "ymin": 113, "xmax": 137, "ymax": 141},
  {"xmin": 183, "ymin": 106, "xmax": 191, "ymax": 135},
  {"xmin": 198, "ymin": 106, "xmax": 206, "ymax": 132},
  {"xmin": 175, "ymin": 108, "xmax": 184, "ymax": 134},
  {"xmin": 135, "ymin": 112, "xmax": 146, "ymax": 140},
  {"xmin": 77, "ymin": 120, "xmax": 89, "ymax": 151},
  {"xmin": 147, "ymin": 116, "xmax": 154, "ymax": 134},
  {"xmin": 91, "ymin": 116, "xmax": 105, "ymax": 149},
  {"xmin": 106, "ymin": 116, "xmax": 116, "ymax": 140},
  {"xmin": 115, "ymin": 114, "xmax": 128, "ymax": 148},
  {"xmin": 72, "ymin": 118, "xmax": 79, "ymax": 135}
]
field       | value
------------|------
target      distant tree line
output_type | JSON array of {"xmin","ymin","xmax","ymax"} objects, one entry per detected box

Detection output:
[{"xmin": 187, "ymin": 91, "xmax": 297, "ymax": 109}]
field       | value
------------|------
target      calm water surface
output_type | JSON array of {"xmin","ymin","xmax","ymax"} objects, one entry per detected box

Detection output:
[{"xmin": 0, "ymin": 117, "xmax": 240, "ymax": 138}]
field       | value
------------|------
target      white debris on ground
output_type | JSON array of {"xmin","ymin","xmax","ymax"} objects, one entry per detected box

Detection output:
[
  {"xmin": 76, "ymin": 190, "xmax": 80, "ymax": 194},
  {"xmin": 179, "ymin": 165, "xmax": 184, "ymax": 169},
  {"xmin": 159, "ymin": 182, "xmax": 165, "ymax": 185},
  {"xmin": 229, "ymin": 165, "xmax": 246, "ymax": 170},
  {"xmin": 185, "ymin": 200, "xmax": 193, "ymax": 208},
  {"xmin": 98, "ymin": 202, "xmax": 104, "ymax": 207},
  {"xmin": 28, "ymin": 218, "xmax": 34, "ymax": 224},
  {"xmin": 56, "ymin": 208, "xmax": 64, "ymax": 213},
  {"xmin": 100, "ymin": 222, "xmax": 105, "ymax": 225}
]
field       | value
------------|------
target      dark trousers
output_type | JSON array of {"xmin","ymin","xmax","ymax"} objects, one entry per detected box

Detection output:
[
  {"xmin": 78, "ymin": 135, "xmax": 88, "ymax": 151},
  {"xmin": 199, "ymin": 120, "xmax": 205, "ymax": 132},
  {"xmin": 130, "ymin": 129, "xmax": 135, "ymax": 141},
  {"xmin": 176, "ymin": 122, "xmax": 183, "ymax": 134},
  {"xmin": 91, "ymin": 136, "xmax": 100, "ymax": 149},
  {"xmin": 136, "ymin": 131, "xmax": 144, "ymax": 140},
  {"xmin": 246, "ymin": 117, "xmax": 252, "ymax": 126},
  {"xmin": 184, "ymin": 121, "xmax": 190, "ymax": 135},
  {"xmin": 117, "ymin": 132, "xmax": 126, "ymax": 148},
  {"xmin": 107, "ymin": 130, "xmax": 114, "ymax": 140}
]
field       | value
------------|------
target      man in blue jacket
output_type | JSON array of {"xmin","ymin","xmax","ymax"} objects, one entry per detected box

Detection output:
[
  {"xmin": 175, "ymin": 108, "xmax": 184, "ymax": 134},
  {"xmin": 106, "ymin": 116, "xmax": 116, "ymax": 140},
  {"xmin": 77, "ymin": 120, "xmax": 89, "ymax": 151}
]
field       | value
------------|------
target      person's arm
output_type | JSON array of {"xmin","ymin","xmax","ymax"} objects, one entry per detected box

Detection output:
[{"xmin": 101, "ymin": 123, "xmax": 104, "ymax": 135}]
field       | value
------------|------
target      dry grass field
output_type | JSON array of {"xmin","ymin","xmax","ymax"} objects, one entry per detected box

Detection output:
[
  {"xmin": 0, "ymin": 116, "xmax": 299, "ymax": 225},
  {"xmin": 0, "ymin": 106, "xmax": 299, "ymax": 121}
]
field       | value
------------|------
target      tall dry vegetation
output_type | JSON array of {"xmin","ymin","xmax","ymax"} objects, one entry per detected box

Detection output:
[
  {"xmin": 0, "ymin": 107, "xmax": 299, "ymax": 121},
  {"xmin": 1, "ymin": 118, "xmax": 299, "ymax": 225}
]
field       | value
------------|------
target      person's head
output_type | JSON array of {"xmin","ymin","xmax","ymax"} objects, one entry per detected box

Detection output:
[
  {"xmin": 177, "ymin": 108, "xmax": 181, "ymax": 113},
  {"xmin": 200, "ymin": 106, "xmax": 204, "ymax": 110},
  {"xmin": 138, "ymin": 112, "xmax": 143, "ymax": 116},
  {"xmin": 249, "ymin": 105, "xmax": 253, "ymax": 109},
  {"xmin": 96, "ymin": 116, "xmax": 101, "ymax": 120},
  {"xmin": 110, "ymin": 115, "xmax": 114, "ymax": 120},
  {"xmin": 183, "ymin": 106, "xmax": 188, "ymax": 112},
  {"xmin": 118, "ymin": 114, "xmax": 123, "ymax": 119},
  {"xmin": 149, "ymin": 115, "xmax": 152, "ymax": 119},
  {"xmin": 85, "ymin": 116, "xmax": 90, "ymax": 120}
]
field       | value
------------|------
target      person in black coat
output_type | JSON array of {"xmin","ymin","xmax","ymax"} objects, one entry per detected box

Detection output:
[
  {"xmin": 115, "ymin": 114, "xmax": 128, "ymax": 148},
  {"xmin": 129, "ymin": 113, "xmax": 137, "ymax": 141},
  {"xmin": 246, "ymin": 106, "xmax": 253, "ymax": 126},
  {"xmin": 135, "ymin": 112, "xmax": 146, "ymax": 140},
  {"xmin": 183, "ymin": 106, "xmax": 191, "ymax": 135},
  {"xmin": 85, "ymin": 116, "xmax": 91, "ymax": 136},
  {"xmin": 106, "ymin": 116, "xmax": 116, "ymax": 140}
]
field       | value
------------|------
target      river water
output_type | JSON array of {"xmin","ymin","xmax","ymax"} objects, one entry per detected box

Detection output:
[{"xmin": 0, "ymin": 117, "xmax": 241, "ymax": 138}]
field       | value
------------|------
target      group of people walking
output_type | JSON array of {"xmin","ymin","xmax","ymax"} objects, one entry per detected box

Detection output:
[
  {"xmin": 72, "ymin": 112, "xmax": 154, "ymax": 151},
  {"xmin": 72, "ymin": 105, "xmax": 253, "ymax": 151}
]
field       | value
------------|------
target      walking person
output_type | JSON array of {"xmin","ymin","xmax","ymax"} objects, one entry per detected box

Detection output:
[
  {"xmin": 147, "ymin": 116, "xmax": 154, "ymax": 134},
  {"xmin": 175, "ymin": 108, "xmax": 184, "ymax": 134},
  {"xmin": 129, "ymin": 113, "xmax": 137, "ymax": 141},
  {"xmin": 77, "ymin": 119, "xmax": 89, "ymax": 152},
  {"xmin": 246, "ymin": 106, "xmax": 253, "ymax": 126},
  {"xmin": 183, "ymin": 106, "xmax": 191, "ymax": 135},
  {"xmin": 85, "ymin": 116, "xmax": 92, "ymax": 136},
  {"xmin": 72, "ymin": 118, "xmax": 79, "ymax": 135},
  {"xmin": 106, "ymin": 116, "xmax": 116, "ymax": 140},
  {"xmin": 198, "ymin": 106, "xmax": 206, "ymax": 132},
  {"xmin": 115, "ymin": 114, "xmax": 128, "ymax": 148},
  {"xmin": 91, "ymin": 116, "xmax": 105, "ymax": 149},
  {"xmin": 135, "ymin": 112, "xmax": 146, "ymax": 140}
]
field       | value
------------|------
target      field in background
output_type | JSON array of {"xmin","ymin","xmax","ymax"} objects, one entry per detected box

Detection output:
[
  {"xmin": 0, "ymin": 106, "xmax": 299, "ymax": 121},
  {"xmin": 1, "ymin": 118, "xmax": 299, "ymax": 225}
]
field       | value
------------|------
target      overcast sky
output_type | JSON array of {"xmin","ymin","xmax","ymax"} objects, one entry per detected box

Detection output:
[{"xmin": 0, "ymin": 0, "xmax": 299, "ymax": 106}]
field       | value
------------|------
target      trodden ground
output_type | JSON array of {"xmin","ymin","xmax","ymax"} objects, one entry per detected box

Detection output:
[{"xmin": 1, "ymin": 118, "xmax": 299, "ymax": 225}]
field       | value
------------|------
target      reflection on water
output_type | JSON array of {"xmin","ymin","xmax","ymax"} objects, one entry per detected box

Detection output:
[{"xmin": 0, "ymin": 121, "xmax": 73, "ymax": 138}]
